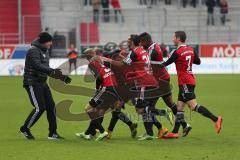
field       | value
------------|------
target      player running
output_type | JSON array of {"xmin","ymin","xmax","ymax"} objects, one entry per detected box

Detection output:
[
  {"xmin": 159, "ymin": 31, "xmax": 222, "ymax": 138},
  {"xmin": 97, "ymin": 35, "xmax": 168, "ymax": 140},
  {"xmin": 75, "ymin": 48, "xmax": 120, "ymax": 141},
  {"xmin": 139, "ymin": 32, "xmax": 191, "ymax": 137},
  {"xmin": 76, "ymin": 48, "xmax": 138, "ymax": 140},
  {"xmin": 95, "ymin": 48, "xmax": 138, "ymax": 139},
  {"xmin": 139, "ymin": 32, "xmax": 174, "ymax": 124},
  {"xmin": 101, "ymin": 49, "xmax": 138, "ymax": 139}
]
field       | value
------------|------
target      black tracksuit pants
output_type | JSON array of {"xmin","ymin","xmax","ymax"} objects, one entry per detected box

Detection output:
[{"xmin": 22, "ymin": 83, "xmax": 57, "ymax": 134}]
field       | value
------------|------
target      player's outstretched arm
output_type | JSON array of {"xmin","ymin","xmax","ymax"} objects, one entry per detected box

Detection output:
[
  {"xmin": 161, "ymin": 50, "xmax": 178, "ymax": 67},
  {"xmin": 101, "ymin": 56, "xmax": 125, "ymax": 68}
]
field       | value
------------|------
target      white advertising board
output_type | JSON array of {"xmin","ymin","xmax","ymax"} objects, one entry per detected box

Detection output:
[{"xmin": 0, "ymin": 58, "xmax": 240, "ymax": 76}]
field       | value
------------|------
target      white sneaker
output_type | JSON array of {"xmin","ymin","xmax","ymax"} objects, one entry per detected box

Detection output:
[
  {"xmin": 138, "ymin": 135, "xmax": 154, "ymax": 141},
  {"xmin": 137, "ymin": 133, "xmax": 147, "ymax": 138},
  {"xmin": 75, "ymin": 132, "xmax": 91, "ymax": 140},
  {"xmin": 95, "ymin": 131, "xmax": 108, "ymax": 141}
]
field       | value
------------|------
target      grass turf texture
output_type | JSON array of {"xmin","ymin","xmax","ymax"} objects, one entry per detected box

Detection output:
[{"xmin": 0, "ymin": 75, "xmax": 239, "ymax": 160}]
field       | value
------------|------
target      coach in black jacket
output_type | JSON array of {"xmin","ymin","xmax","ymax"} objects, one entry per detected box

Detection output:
[{"xmin": 20, "ymin": 32, "xmax": 71, "ymax": 140}]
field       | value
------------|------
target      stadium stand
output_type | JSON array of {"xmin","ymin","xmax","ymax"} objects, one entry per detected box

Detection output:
[
  {"xmin": 40, "ymin": 0, "xmax": 240, "ymax": 47},
  {"xmin": 0, "ymin": 0, "xmax": 19, "ymax": 44},
  {"xmin": 21, "ymin": 0, "xmax": 41, "ymax": 44},
  {"xmin": 0, "ymin": 0, "xmax": 41, "ymax": 44}
]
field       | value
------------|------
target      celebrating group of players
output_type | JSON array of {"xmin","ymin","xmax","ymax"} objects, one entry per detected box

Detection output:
[
  {"xmin": 75, "ymin": 31, "xmax": 223, "ymax": 141},
  {"xmin": 19, "ymin": 31, "xmax": 222, "ymax": 141}
]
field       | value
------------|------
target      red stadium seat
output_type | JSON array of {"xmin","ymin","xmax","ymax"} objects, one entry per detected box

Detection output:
[
  {"xmin": 80, "ymin": 23, "xmax": 99, "ymax": 45},
  {"xmin": 22, "ymin": 16, "xmax": 41, "ymax": 44},
  {"xmin": 0, "ymin": 0, "xmax": 41, "ymax": 44},
  {"xmin": 21, "ymin": 0, "xmax": 41, "ymax": 44},
  {"xmin": 0, "ymin": 0, "xmax": 19, "ymax": 44}
]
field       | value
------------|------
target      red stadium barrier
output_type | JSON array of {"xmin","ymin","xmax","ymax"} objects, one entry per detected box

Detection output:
[
  {"xmin": 22, "ymin": 16, "xmax": 41, "ymax": 44},
  {"xmin": 0, "ymin": 0, "xmax": 41, "ymax": 44},
  {"xmin": 21, "ymin": 0, "xmax": 41, "ymax": 44},
  {"xmin": 0, "ymin": 0, "xmax": 19, "ymax": 44}
]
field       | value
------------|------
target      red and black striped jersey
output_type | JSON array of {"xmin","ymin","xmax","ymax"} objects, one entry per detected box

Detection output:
[
  {"xmin": 163, "ymin": 45, "xmax": 201, "ymax": 85},
  {"xmin": 88, "ymin": 60, "xmax": 117, "ymax": 87},
  {"xmin": 123, "ymin": 47, "xmax": 157, "ymax": 87},
  {"xmin": 148, "ymin": 43, "xmax": 170, "ymax": 81}
]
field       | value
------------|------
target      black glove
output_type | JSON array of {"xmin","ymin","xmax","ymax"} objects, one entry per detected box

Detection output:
[
  {"xmin": 60, "ymin": 75, "xmax": 72, "ymax": 84},
  {"xmin": 50, "ymin": 68, "xmax": 62, "ymax": 79}
]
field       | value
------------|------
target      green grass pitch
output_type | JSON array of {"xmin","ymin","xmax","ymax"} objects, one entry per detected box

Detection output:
[{"xmin": 0, "ymin": 75, "xmax": 240, "ymax": 160}]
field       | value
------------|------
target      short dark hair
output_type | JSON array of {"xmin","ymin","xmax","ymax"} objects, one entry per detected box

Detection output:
[
  {"xmin": 129, "ymin": 34, "xmax": 140, "ymax": 46},
  {"xmin": 175, "ymin": 31, "xmax": 186, "ymax": 42},
  {"xmin": 139, "ymin": 32, "xmax": 152, "ymax": 41}
]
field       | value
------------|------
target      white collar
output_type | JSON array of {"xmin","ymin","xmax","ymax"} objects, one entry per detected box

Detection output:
[
  {"xmin": 177, "ymin": 44, "xmax": 187, "ymax": 49},
  {"xmin": 148, "ymin": 42, "xmax": 157, "ymax": 51}
]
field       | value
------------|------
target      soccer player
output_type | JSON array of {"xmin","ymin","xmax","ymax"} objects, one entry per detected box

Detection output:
[
  {"xmin": 19, "ymin": 32, "xmax": 71, "ymax": 140},
  {"xmin": 102, "ymin": 49, "xmax": 138, "ymax": 139},
  {"xmin": 76, "ymin": 48, "xmax": 121, "ymax": 141},
  {"xmin": 139, "ymin": 32, "xmax": 191, "ymax": 137},
  {"xmin": 98, "ymin": 35, "xmax": 168, "ymax": 140},
  {"xmin": 139, "ymin": 33, "xmax": 175, "ymax": 121},
  {"xmin": 159, "ymin": 31, "xmax": 222, "ymax": 138}
]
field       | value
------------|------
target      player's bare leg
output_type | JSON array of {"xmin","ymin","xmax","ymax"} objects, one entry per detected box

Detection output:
[
  {"xmin": 186, "ymin": 99, "xmax": 222, "ymax": 134},
  {"xmin": 177, "ymin": 101, "xmax": 185, "ymax": 110}
]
